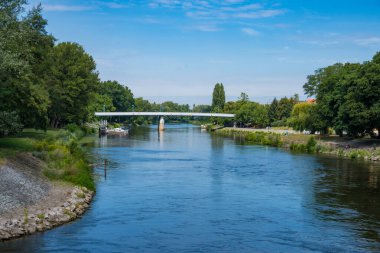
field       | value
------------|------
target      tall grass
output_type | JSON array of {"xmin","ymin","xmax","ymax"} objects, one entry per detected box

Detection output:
[
  {"xmin": 243, "ymin": 131, "xmax": 283, "ymax": 147},
  {"xmin": 34, "ymin": 126, "xmax": 95, "ymax": 190},
  {"xmin": 0, "ymin": 127, "xmax": 95, "ymax": 190}
]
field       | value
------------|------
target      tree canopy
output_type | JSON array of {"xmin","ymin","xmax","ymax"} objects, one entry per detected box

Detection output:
[
  {"xmin": 211, "ymin": 83, "xmax": 225, "ymax": 112},
  {"xmin": 303, "ymin": 52, "xmax": 380, "ymax": 137}
]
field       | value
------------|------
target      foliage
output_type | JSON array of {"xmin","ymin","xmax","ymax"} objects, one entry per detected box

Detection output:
[
  {"xmin": 306, "ymin": 136, "xmax": 317, "ymax": 153},
  {"xmin": 268, "ymin": 98, "xmax": 278, "ymax": 124},
  {"xmin": 303, "ymin": 52, "xmax": 380, "ymax": 137},
  {"xmin": 0, "ymin": 111, "xmax": 23, "ymax": 136},
  {"xmin": 0, "ymin": 1, "xmax": 52, "ymax": 131},
  {"xmin": 244, "ymin": 131, "xmax": 283, "ymax": 147},
  {"xmin": 99, "ymin": 80, "xmax": 134, "ymax": 112},
  {"xmin": 34, "ymin": 128, "xmax": 94, "ymax": 190},
  {"xmin": 235, "ymin": 102, "xmax": 269, "ymax": 128},
  {"xmin": 211, "ymin": 83, "xmax": 225, "ymax": 112},
  {"xmin": 193, "ymin": 104, "xmax": 212, "ymax": 113},
  {"xmin": 288, "ymin": 102, "xmax": 318, "ymax": 132},
  {"xmin": 47, "ymin": 42, "xmax": 99, "ymax": 127}
]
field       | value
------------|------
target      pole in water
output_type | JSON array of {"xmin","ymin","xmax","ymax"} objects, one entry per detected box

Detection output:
[{"xmin": 104, "ymin": 159, "xmax": 107, "ymax": 179}]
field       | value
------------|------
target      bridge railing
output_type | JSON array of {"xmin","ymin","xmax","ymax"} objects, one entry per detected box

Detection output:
[{"xmin": 95, "ymin": 112, "xmax": 235, "ymax": 118}]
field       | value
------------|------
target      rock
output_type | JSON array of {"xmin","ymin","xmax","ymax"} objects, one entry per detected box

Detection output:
[
  {"xmin": 27, "ymin": 226, "xmax": 36, "ymax": 234},
  {"xmin": 0, "ymin": 186, "xmax": 93, "ymax": 241}
]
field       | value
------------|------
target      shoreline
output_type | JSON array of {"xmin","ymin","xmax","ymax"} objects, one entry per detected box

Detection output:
[
  {"xmin": 0, "ymin": 153, "xmax": 94, "ymax": 242},
  {"xmin": 216, "ymin": 128, "xmax": 380, "ymax": 162},
  {"xmin": 0, "ymin": 185, "xmax": 94, "ymax": 242}
]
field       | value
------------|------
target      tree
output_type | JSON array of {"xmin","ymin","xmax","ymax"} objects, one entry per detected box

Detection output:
[
  {"xmin": 193, "ymin": 104, "xmax": 212, "ymax": 113},
  {"xmin": 0, "ymin": 1, "xmax": 52, "ymax": 131},
  {"xmin": 277, "ymin": 96, "xmax": 295, "ymax": 120},
  {"xmin": 47, "ymin": 42, "xmax": 99, "ymax": 127},
  {"xmin": 99, "ymin": 81, "xmax": 134, "ymax": 112},
  {"xmin": 288, "ymin": 102, "xmax": 318, "ymax": 133},
  {"xmin": 238, "ymin": 92, "xmax": 249, "ymax": 103},
  {"xmin": 211, "ymin": 83, "xmax": 225, "ymax": 112},
  {"xmin": 236, "ymin": 102, "xmax": 269, "ymax": 128},
  {"xmin": 0, "ymin": 111, "xmax": 23, "ymax": 136},
  {"xmin": 303, "ymin": 52, "xmax": 380, "ymax": 137},
  {"xmin": 268, "ymin": 98, "xmax": 278, "ymax": 124}
]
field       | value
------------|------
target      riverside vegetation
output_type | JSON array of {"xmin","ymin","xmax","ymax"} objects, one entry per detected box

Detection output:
[
  {"xmin": 217, "ymin": 128, "xmax": 380, "ymax": 162},
  {"xmin": 0, "ymin": 126, "xmax": 95, "ymax": 190},
  {"xmin": 0, "ymin": 125, "xmax": 95, "ymax": 241}
]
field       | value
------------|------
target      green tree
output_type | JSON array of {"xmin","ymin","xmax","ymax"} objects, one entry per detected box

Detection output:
[
  {"xmin": 47, "ymin": 42, "xmax": 99, "ymax": 127},
  {"xmin": 211, "ymin": 83, "xmax": 225, "ymax": 112},
  {"xmin": 0, "ymin": 111, "xmax": 23, "ymax": 137},
  {"xmin": 303, "ymin": 52, "xmax": 380, "ymax": 137},
  {"xmin": 0, "ymin": 1, "xmax": 51, "ymax": 131},
  {"xmin": 236, "ymin": 102, "xmax": 269, "ymax": 128},
  {"xmin": 238, "ymin": 92, "xmax": 249, "ymax": 103},
  {"xmin": 193, "ymin": 104, "xmax": 212, "ymax": 113},
  {"xmin": 100, "ymin": 80, "xmax": 134, "ymax": 112},
  {"xmin": 288, "ymin": 102, "xmax": 318, "ymax": 133},
  {"xmin": 268, "ymin": 98, "xmax": 278, "ymax": 124}
]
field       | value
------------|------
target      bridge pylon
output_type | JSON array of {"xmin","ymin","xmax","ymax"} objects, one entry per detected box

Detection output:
[{"xmin": 159, "ymin": 116, "xmax": 165, "ymax": 131}]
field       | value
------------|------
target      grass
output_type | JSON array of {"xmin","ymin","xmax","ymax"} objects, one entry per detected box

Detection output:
[
  {"xmin": 0, "ymin": 129, "xmax": 66, "ymax": 159},
  {"xmin": 36, "ymin": 213, "xmax": 45, "ymax": 220},
  {"xmin": 217, "ymin": 128, "xmax": 380, "ymax": 161},
  {"xmin": 0, "ymin": 127, "xmax": 95, "ymax": 190},
  {"xmin": 0, "ymin": 137, "xmax": 36, "ymax": 159}
]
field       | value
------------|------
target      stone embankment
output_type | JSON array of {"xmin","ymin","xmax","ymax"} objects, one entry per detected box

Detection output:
[
  {"xmin": 0, "ymin": 187, "xmax": 93, "ymax": 241},
  {"xmin": 0, "ymin": 154, "xmax": 94, "ymax": 241}
]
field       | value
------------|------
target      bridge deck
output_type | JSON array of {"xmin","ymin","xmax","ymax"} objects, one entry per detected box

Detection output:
[{"xmin": 95, "ymin": 112, "xmax": 235, "ymax": 118}]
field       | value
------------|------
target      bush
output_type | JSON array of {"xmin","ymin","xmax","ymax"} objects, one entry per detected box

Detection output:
[
  {"xmin": 35, "ymin": 130, "xmax": 94, "ymax": 190},
  {"xmin": 306, "ymin": 137, "xmax": 317, "ymax": 153},
  {"xmin": 244, "ymin": 132, "xmax": 283, "ymax": 147},
  {"xmin": 290, "ymin": 142, "xmax": 307, "ymax": 152},
  {"xmin": 348, "ymin": 149, "xmax": 371, "ymax": 160},
  {"xmin": 0, "ymin": 111, "xmax": 23, "ymax": 137}
]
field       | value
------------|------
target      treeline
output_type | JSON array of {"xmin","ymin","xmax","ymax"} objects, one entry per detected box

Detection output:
[
  {"xmin": 214, "ymin": 52, "xmax": 380, "ymax": 139},
  {"xmin": 213, "ymin": 88, "xmax": 298, "ymax": 128},
  {"xmin": 1, "ymin": 1, "xmax": 100, "ymax": 135},
  {"xmin": 0, "ymin": 1, "xmax": 193, "ymax": 135},
  {"xmin": 299, "ymin": 52, "xmax": 380, "ymax": 137}
]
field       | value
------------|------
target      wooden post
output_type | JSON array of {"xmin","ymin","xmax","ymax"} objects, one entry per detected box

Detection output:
[{"xmin": 104, "ymin": 159, "xmax": 107, "ymax": 179}]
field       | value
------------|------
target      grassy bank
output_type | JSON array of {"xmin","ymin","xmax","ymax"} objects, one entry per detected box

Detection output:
[
  {"xmin": 0, "ymin": 127, "xmax": 95, "ymax": 190},
  {"xmin": 216, "ymin": 128, "xmax": 380, "ymax": 162}
]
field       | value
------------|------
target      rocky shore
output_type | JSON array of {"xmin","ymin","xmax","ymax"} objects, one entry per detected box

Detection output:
[
  {"xmin": 0, "ymin": 186, "xmax": 93, "ymax": 241},
  {"xmin": 0, "ymin": 153, "xmax": 94, "ymax": 242}
]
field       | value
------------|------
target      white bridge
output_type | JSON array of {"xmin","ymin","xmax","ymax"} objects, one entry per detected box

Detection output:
[{"xmin": 95, "ymin": 112, "xmax": 235, "ymax": 131}]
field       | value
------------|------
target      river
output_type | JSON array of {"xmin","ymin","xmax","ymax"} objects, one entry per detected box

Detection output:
[{"xmin": 2, "ymin": 124, "xmax": 380, "ymax": 252}]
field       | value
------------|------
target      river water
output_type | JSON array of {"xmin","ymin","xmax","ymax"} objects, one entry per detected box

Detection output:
[{"xmin": 2, "ymin": 124, "xmax": 380, "ymax": 252}]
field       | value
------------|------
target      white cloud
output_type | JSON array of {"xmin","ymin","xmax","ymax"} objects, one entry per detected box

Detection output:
[
  {"xmin": 192, "ymin": 24, "xmax": 220, "ymax": 32},
  {"xmin": 43, "ymin": 4, "xmax": 94, "ymax": 11},
  {"xmin": 235, "ymin": 9, "xmax": 286, "ymax": 19},
  {"xmin": 149, "ymin": 0, "xmax": 286, "ymax": 20},
  {"xmin": 105, "ymin": 3, "xmax": 130, "ymax": 9},
  {"xmin": 354, "ymin": 37, "xmax": 380, "ymax": 46},
  {"xmin": 241, "ymin": 27, "xmax": 260, "ymax": 36}
]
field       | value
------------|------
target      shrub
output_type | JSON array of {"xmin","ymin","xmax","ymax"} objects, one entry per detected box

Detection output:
[
  {"xmin": 306, "ymin": 137, "xmax": 317, "ymax": 153},
  {"xmin": 35, "ymin": 130, "xmax": 94, "ymax": 190}
]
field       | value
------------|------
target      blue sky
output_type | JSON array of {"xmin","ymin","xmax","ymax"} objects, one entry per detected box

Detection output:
[{"xmin": 28, "ymin": 0, "xmax": 380, "ymax": 104}]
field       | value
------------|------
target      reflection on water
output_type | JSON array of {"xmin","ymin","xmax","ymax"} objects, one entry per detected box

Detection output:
[
  {"xmin": 2, "ymin": 124, "xmax": 380, "ymax": 252},
  {"xmin": 313, "ymin": 157, "xmax": 380, "ymax": 246}
]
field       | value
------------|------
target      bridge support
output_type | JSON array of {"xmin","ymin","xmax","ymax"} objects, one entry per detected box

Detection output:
[{"xmin": 158, "ymin": 116, "xmax": 165, "ymax": 131}]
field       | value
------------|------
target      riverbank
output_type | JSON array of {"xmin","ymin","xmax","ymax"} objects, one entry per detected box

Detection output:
[
  {"xmin": 216, "ymin": 127, "xmax": 380, "ymax": 162},
  {"xmin": 0, "ymin": 128, "xmax": 95, "ymax": 241}
]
